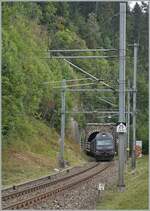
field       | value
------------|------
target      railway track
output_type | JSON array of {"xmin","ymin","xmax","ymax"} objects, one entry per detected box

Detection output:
[
  {"xmin": 2, "ymin": 161, "xmax": 114, "ymax": 210},
  {"xmin": 2, "ymin": 162, "xmax": 96, "ymax": 195}
]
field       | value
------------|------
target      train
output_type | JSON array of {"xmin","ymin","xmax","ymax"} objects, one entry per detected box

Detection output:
[{"xmin": 85, "ymin": 132, "xmax": 115, "ymax": 161}]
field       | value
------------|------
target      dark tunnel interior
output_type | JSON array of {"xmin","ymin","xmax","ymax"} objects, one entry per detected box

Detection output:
[{"xmin": 87, "ymin": 131, "xmax": 99, "ymax": 142}]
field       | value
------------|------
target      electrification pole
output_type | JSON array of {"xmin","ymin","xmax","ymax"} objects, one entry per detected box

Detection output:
[
  {"xmin": 127, "ymin": 80, "xmax": 131, "ymax": 159},
  {"xmin": 118, "ymin": 3, "xmax": 126, "ymax": 192},
  {"xmin": 131, "ymin": 43, "xmax": 138, "ymax": 171},
  {"xmin": 148, "ymin": 2, "xmax": 150, "ymax": 163},
  {"xmin": 60, "ymin": 79, "xmax": 66, "ymax": 168}
]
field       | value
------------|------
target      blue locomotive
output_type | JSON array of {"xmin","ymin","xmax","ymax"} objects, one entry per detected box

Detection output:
[{"xmin": 86, "ymin": 132, "xmax": 115, "ymax": 161}]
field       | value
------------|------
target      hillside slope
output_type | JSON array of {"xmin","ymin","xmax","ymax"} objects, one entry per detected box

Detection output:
[
  {"xmin": 2, "ymin": 4, "xmax": 86, "ymax": 187},
  {"xmin": 2, "ymin": 118, "xmax": 86, "ymax": 187}
]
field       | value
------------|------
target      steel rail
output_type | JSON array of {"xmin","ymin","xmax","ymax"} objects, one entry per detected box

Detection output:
[
  {"xmin": 2, "ymin": 163, "xmax": 98, "ymax": 201},
  {"xmin": 2, "ymin": 162, "xmax": 113, "ymax": 210}
]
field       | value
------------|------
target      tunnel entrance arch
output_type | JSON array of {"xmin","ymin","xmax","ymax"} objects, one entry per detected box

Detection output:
[{"xmin": 82, "ymin": 123, "xmax": 117, "ymax": 150}]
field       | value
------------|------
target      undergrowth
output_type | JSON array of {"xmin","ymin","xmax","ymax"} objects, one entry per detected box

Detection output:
[{"xmin": 2, "ymin": 117, "xmax": 86, "ymax": 187}]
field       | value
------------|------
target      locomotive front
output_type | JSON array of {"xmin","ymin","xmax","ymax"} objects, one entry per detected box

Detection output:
[{"xmin": 94, "ymin": 132, "xmax": 115, "ymax": 161}]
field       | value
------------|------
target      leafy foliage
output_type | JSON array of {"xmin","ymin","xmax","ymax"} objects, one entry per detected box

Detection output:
[{"xmin": 2, "ymin": 2, "xmax": 148, "ymax": 153}]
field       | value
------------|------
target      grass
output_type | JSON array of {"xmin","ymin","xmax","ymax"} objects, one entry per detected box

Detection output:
[
  {"xmin": 2, "ymin": 117, "xmax": 86, "ymax": 188},
  {"xmin": 96, "ymin": 155, "xmax": 149, "ymax": 210}
]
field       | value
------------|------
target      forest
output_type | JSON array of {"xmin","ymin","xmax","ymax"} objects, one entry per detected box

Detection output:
[{"xmin": 2, "ymin": 1, "xmax": 148, "ymax": 155}]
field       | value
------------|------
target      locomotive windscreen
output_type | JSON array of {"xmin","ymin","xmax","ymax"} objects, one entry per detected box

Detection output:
[
  {"xmin": 95, "ymin": 132, "xmax": 114, "ymax": 149},
  {"xmin": 96, "ymin": 139, "xmax": 113, "ymax": 146}
]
